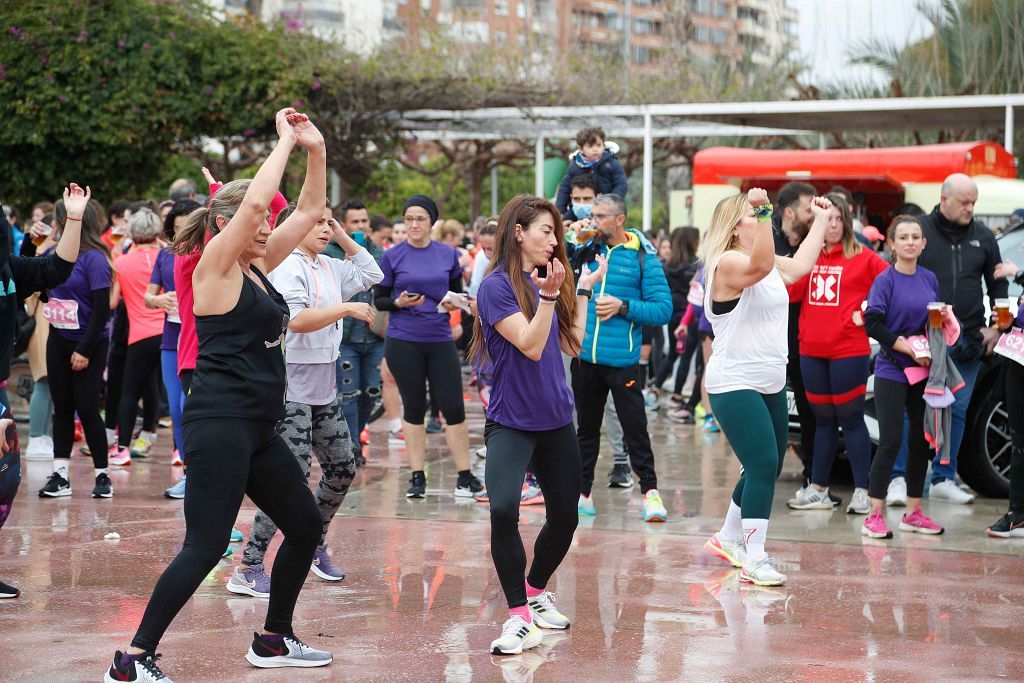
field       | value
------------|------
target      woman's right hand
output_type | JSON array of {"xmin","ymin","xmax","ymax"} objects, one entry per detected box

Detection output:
[
  {"xmin": 161, "ymin": 291, "xmax": 178, "ymax": 316},
  {"xmin": 275, "ymin": 107, "xmax": 299, "ymax": 144},
  {"xmin": 396, "ymin": 291, "xmax": 425, "ymax": 308},
  {"xmin": 531, "ymin": 259, "xmax": 565, "ymax": 297}
]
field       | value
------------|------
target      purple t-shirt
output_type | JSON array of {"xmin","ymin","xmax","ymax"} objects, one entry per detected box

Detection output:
[
  {"xmin": 477, "ymin": 270, "xmax": 574, "ymax": 431},
  {"xmin": 865, "ymin": 265, "xmax": 939, "ymax": 383},
  {"xmin": 48, "ymin": 250, "xmax": 111, "ymax": 342},
  {"xmin": 380, "ymin": 240, "xmax": 462, "ymax": 343},
  {"xmin": 692, "ymin": 266, "xmax": 713, "ymax": 335},
  {"xmin": 149, "ymin": 248, "xmax": 181, "ymax": 352}
]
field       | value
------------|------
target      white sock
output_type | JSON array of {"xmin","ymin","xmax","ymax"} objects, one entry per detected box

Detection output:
[
  {"xmin": 389, "ymin": 418, "xmax": 402, "ymax": 432},
  {"xmin": 53, "ymin": 460, "xmax": 69, "ymax": 478},
  {"xmin": 94, "ymin": 467, "xmax": 109, "ymax": 477},
  {"xmin": 742, "ymin": 518, "xmax": 770, "ymax": 562},
  {"xmin": 718, "ymin": 501, "xmax": 743, "ymax": 542}
]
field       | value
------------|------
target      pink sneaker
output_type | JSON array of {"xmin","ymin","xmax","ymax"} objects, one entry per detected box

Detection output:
[
  {"xmin": 899, "ymin": 507, "xmax": 944, "ymax": 535},
  {"xmin": 861, "ymin": 512, "xmax": 893, "ymax": 539},
  {"xmin": 109, "ymin": 446, "xmax": 132, "ymax": 467}
]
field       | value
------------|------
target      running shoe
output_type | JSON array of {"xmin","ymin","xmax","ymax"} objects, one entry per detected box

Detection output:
[
  {"xmin": 521, "ymin": 482, "xmax": 544, "ymax": 506},
  {"xmin": 227, "ymin": 563, "xmax": 271, "ymax": 597},
  {"xmin": 223, "ymin": 546, "xmax": 233, "ymax": 558},
  {"xmin": 245, "ymin": 632, "xmax": 333, "ymax": 669},
  {"xmin": 862, "ymin": 511, "xmax": 893, "ymax": 539},
  {"xmin": 388, "ymin": 428, "xmax": 405, "ymax": 446},
  {"xmin": 474, "ymin": 488, "xmax": 490, "ymax": 503},
  {"xmin": 109, "ymin": 447, "xmax": 132, "ymax": 467},
  {"xmin": 899, "ymin": 507, "xmax": 944, "ymax": 535},
  {"xmin": 929, "ymin": 479, "xmax": 975, "ymax": 504},
  {"xmin": 426, "ymin": 417, "xmax": 443, "ymax": 433},
  {"xmin": 104, "ymin": 650, "xmax": 172, "ymax": 683},
  {"xmin": 80, "ymin": 441, "xmax": 118, "ymax": 459},
  {"xmin": 0, "ymin": 579, "xmax": 19, "ymax": 598},
  {"xmin": 702, "ymin": 416, "xmax": 720, "ymax": 433},
  {"xmin": 740, "ymin": 557, "xmax": 786, "ymax": 586},
  {"xmin": 23, "ymin": 434, "xmax": 53, "ymax": 461},
  {"xmin": 455, "ymin": 472, "xmax": 485, "ymax": 498},
  {"xmin": 608, "ymin": 463, "xmax": 634, "ymax": 488},
  {"xmin": 667, "ymin": 407, "xmax": 695, "ymax": 424},
  {"xmin": 359, "ymin": 427, "xmax": 370, "ymax": 445},
  {"xmin": 846, "ymin": 487, "xmax": 871, "ymax": 515},
  {"xmin": 164, "ymin": 476, "xmax": 186, "ymax": 500},
  {"xmin": 577, "ymin": 494, "xmax": 596, "ymax": 516},
  {"xmin": 886, "ymin": 476, "xmax": 907, "ymax": 507},
  {"xmin": 986, "ymin": 510, "xmax": 1024, "ymax": 538},
  {"xmin": 527, "ymin": 591, "xmax": 570, "ymax": 629},
  {"xmin": 230, "ymin": 528, "xmax": 244, "ymax": 543},
  {"xmin": 170, "ymin": 449, "xmax": 183, "ymax": 467},
  {"xmin": 38, "ymin": 472, "xmax": 71, "ymax": 497},
  {"xmin": 642, "ymin": 489, "xmax": 668, "ymax": 523},
  {"xmin": 490, "ymin": 616, "xmax": 543, "ymax": 655},
  {"xmin": 92, "ymin": 473, "xmax": 113, "ymax": 499},
  {"xmin": 355, "ymin": 449, "xmax": 367, "ymax": 468},
  {"xmin": 158, "ymin": 416, "xmax": 173, "ymax": 429},
  {"xmin": 668, "ymin": 393, "xmax": 684, "ymax": 406},
  {"xmin": 406, "ymin": 471, "xmax": 426, "ymax": 499},
  {"xmin": 694, "ymin": 403, "xmax": 707, "ymax": 420},
  {"xmin": 475, "ymin": 445, "xmax": 487, "ymax": 459},
  {"xmin": 310, "ymin": 544, "xmax": 345, "ymax": 581},
  {"xmin": 130, "ymin": 432, "xmax": 157, "ymax": 458},
  {"xmin": 73, "ymin": 419, "xmax": 83, "ymax": 443},
  {"xmin": 704, "ymin": 534, "xmax": 746, "ymax": 568},
  {"xmin": 786, "ymin": 486, "xmax": 833, "ymax": 510},
  {"xmin": 643, "ymin": 389, "xmax": 660, "ymax": 412}
]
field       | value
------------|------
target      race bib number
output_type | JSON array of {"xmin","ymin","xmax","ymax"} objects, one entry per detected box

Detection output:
[
  {"xmin": 905, "ymin": 335, "xmax": 931, "ymax": 359},
  {"xmin": 167, "ymin": 312, "xmax": 181, "ymax": 324},
  {"xmin": 995, "ymin": 327, "xmax": 1024, "ymax": 367},
  {"xmin": 687, "ymin": 279, "xmax": 704, "ymax": 306},
  {"xmin": 42, "ymin": 298, "xmax": 80, "ymax": 330}
]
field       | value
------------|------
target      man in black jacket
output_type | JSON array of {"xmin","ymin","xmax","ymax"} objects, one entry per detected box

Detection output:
[{"xmin": 891, "ymin": 173, "xmax": 1007, "ymax": 504}]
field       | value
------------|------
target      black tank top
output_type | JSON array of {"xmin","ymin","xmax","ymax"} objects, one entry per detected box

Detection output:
[{"xmin": 183, "ymin": 265, "xmax": 289, "ymax": 423}]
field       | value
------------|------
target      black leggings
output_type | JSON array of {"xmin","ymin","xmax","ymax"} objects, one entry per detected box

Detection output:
[
  {"xmin": 118, "ymin": 335, "xmax": 162, "ymax": 448},
  {"xmin": 47, "ymin": 333, "xmax": 109, "ymax": 468},
  {"xmin": 869, "ymin": 378, "xmax": 931, "ymax": 500},
  {"xmin": 1006, "ymin": 362, "xmax": 1024, "ymax": 513},
  {"xmin": 384, "ymin": 337, "xmax": 465, "ymax": 425},
  {"xmin": 484, "ymin": 420, "xmax": 580, "ymax": 608},
  {"xmin": 105, "ymin": 349, "xmax": 159, "ymax": 434},
  {"xmin": 131, "ymin": 418, "xmax": 321, "ymax": 650}
]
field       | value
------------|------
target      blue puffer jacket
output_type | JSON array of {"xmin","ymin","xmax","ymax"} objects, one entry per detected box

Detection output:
[{"xmin": 579, "ymin": 229, "xmax": 672, "ymax": 367}]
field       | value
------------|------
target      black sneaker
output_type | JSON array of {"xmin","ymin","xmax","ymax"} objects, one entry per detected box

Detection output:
[
  {"xmin": 828, "ymin": 491, "xmax": 843, "ymax": 507},
  {"xmin": 455, "ymin": 472, "xmax": 484, "ymax": 498},
  {"xmin": 38, "ymin": 472, "xmax": 71, "ymax": 498},
  {"xmin": 0, "ymin": 579, "xmax": 18, "ymax": 598},
  {"xmin": 92, "ymin": 472, "xmax": 113, "ymax": 499},
  {"xmin": 426, "ymin": 417, "xmax": 443, "ymax": 434},
  {"xmin": 406, "ymin": 472, "xmax": 426, "ymax": 499},
  {"xmin": 986, "ymin": 510, "xmax": 1024, "ymax": 538},
  {"xmin": 608, "ymin": 463, "xmax": 634, "ymax": 488},
  {"xmin": 245, "ymin": 631, "xmax": 333, "ymax": 669},
  {"xmin": 104, "ymin": 650, "xmax": 171, "ymax": 682}
]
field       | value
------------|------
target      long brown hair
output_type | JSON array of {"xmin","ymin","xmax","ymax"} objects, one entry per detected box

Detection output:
[
  {"xmin": 666, "ymin": 226, "xmax": 700, "ymax": 270},
  {"xmin": 824, "ymin": 192, "xmax": 862, "ymax": 259},
  {"xmin": 54, "ymin": 198, "xmax": 111, "ymax": 262},
  {"xmin": 469, "ymin": 195, "xmax": 579, "ymax": 364},
  {"xmin": 169, "ymin": 179, "xmax": 251, "ymax": 256}
]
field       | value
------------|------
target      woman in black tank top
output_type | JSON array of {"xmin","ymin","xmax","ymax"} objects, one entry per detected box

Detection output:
[{"xmin": 104, "ymin": 109, "xmax": 337, "ymax": 682}]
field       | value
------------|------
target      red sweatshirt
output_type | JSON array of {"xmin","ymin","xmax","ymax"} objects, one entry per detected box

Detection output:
[{"xmin": 788, "ymin": 243, "xmax": 889, "ymax": 359}]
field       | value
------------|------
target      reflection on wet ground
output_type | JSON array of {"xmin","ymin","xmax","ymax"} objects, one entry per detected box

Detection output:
[{"xmin": 2, "ymin": 399, "xmax": 1023, "ymax": 681}]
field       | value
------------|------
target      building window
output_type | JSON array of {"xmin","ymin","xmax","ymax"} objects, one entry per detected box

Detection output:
[
  {"xmin": 712, "ymin": 28, "xmax": 727, "ymax": 45},
  {"xmin": 690, "ymin": 25, "xmax": 710, "ymax": 43},
  {"xmin": 691, "ymin": 0, "xmax": 712, "ymax": 15},
  {"xmin": 714, "ymin": 0, "xmax": 728, "ymax": 18},
  {"xmin": 494, "ymin": 0, "xmax": 509, "ymax": 14},
  {"xmin": 494, "ymin": 31, "xmax": 507, "ymax": 43}
]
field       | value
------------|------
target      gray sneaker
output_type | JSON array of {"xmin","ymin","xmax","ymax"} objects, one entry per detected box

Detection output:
[
  {"xmin": 246, "ymin": 632, "xmax": 333, "ymax": 668},
  {"xmin": 310, "ymin": 544, "xmax": 345, "ymax": 581},
  {"xmin": 787, "ymin": 485, "xmax": 833, "ymax": 510},
  {"xmin": 846, "ymin": 487, "xmax": 871, "ymax": 515},
  {"xmin": 226, "ymin": 563, "xmax": 271, "ymax": 598}
]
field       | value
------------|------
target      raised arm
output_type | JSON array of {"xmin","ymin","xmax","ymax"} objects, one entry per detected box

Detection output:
[
  {"xmin": 715, "ymin": 188, "xmax": 777, "ymax": 292},
  {"xmin": 775, "ymin": 196, "xmax": 831, "ymax": 285},
  {"xmin": 54, "ymin": 183, "xmax": 87, "ymax": 264}
]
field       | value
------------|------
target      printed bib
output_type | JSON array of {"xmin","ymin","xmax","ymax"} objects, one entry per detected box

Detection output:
[
  {"xmin": 905, "ymin": 335, "xmax": 931, "ymax": 359},
  {"xmin": 42, "ymin": 298, "xmax": 80, "ymax": 330},
  {"xmin": 994, "ymin": 327, "xmax": 1024, "ymax": 367}
]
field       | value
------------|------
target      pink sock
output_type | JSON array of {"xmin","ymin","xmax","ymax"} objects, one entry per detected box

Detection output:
[
  {"xmin": 509, "ymin": 605, "xmax": 531, "ymax": 622},
  {"xmin": 525, "ymin": 581, "xmax": 544, "ymax": 599}
]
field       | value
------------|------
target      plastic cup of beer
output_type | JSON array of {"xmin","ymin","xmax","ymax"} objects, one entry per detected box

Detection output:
[
  {"xmin": 928, "ymin": 302, "xmax": 944, "ymax": 328},
  {"xmin": 995, "ymin": 298, "xmax": 1013, "ymax": 328},
  {"xmin": 110, "ymin": 226, "xmax": 127, "ymax": 244},
  {"xmin": 31, "ymin": 222, "xmax": 52, "ymax": 246}
]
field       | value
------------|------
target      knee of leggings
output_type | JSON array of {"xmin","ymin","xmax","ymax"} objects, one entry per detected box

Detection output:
[
  {"xmin": 546, "ymin": 503, "xmax": 579, "ymax": 533},
  {"xmin": 489, "ymin": 500, "xmax": 520, "ymax": 531},
  {"xmin": 442, "ymin": 404, "xmax": 466, "ymax": 426}
]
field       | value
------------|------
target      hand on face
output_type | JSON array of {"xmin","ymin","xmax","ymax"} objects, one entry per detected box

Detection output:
[{"xmin": 531, "ymin": 258, "xmax": 565, "ymax": 297}]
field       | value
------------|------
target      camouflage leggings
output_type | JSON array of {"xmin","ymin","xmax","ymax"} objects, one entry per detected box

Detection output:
[{"xmin": 242, "ymin": 399, "xmax": 355, "ymax": 566}]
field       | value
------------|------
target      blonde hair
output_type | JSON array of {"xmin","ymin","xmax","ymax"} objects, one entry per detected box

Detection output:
[
  {"xmin": 699, "ymin": 194, "xmax": 749, "ymax": 268},
  {"xmin": 169, "ymin": 179, "xmax": 251, "ymax": 255},
  {"xmin": 128, "ymin": 208, "xmax": 162, "ymax": 244},
  {"xmin": 433, "ymin": 218, "xmax": 465, "ymax": 243}
]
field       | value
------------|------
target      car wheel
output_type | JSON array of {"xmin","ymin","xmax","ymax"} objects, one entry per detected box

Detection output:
[{"xmin": 959, "ymin": 380, "xmax": 1011, "ymax": 498}]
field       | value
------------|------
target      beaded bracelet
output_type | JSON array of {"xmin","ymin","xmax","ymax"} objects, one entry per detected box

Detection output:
[
  {"xmin": 753, "ymin": 204, "xmax": 773, "ymax": 222},
  {"xmin": 539, "ymin": 292, "xmax": 559, "ymax": 303}
]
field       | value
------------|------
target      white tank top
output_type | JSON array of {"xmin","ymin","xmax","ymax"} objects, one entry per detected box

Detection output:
[{"xmin": 704, "ymin": 255, "xmax": 789, "ymax": 394}]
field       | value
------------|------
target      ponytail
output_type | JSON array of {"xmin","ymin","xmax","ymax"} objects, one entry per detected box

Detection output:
[
  {"xmin": 169, "ymin": 178, "xmax": 252, "ymax": 256},
  {"xmin": 169, "ymin": 206, "xmax": 211, "ymax": 256}
]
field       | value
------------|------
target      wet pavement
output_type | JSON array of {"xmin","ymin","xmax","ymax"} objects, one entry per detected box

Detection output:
[{"xmin": 2, "ymin": 395, "xmax": 1023, "ymax": 682}]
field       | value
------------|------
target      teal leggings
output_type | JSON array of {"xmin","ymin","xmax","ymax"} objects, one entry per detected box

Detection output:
[{"xmin": 709, "ymin": 389, "xmax": 788, "ymax": 519}]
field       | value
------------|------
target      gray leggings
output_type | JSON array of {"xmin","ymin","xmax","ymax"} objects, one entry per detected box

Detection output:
[{"xmin": 242, "ymin": 398, "xmax": 356, "ymax": 566}]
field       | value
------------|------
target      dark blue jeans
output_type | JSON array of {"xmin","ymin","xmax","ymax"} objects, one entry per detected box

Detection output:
[{"xmin": 337, "ymin": 339, "xmax": 385, "ymax": 455}]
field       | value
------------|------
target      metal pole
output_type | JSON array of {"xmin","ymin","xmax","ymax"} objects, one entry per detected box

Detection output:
[
  {"xmin": 330, "ymin": 169, "xmax": 341, "ymax": 207},
  {"xmin": 490, "ymin": 166, "xmax": 499, "ymax": 215},
  {"xmin": 818, "ymin": 133, "xmax": 827, "ymax": 150},
  {"xmin": 535, "ymin": 136, "xmax": 545, "ymax": 198},
  {"xmin": 643, "ymin": 113, "xmax": 653, "ymax": 235},
  {"xmin": 1005, "ymin": 104, "xmax": 1014, "ymax": 155},
  {"xmin": 623, "ymin": 0, "xmax": 632, "ymax": 96}
]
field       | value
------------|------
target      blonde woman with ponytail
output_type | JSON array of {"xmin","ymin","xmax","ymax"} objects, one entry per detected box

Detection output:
[
  {"xmin": 105, "ymin": 108, "xmax": 336, "ymax": 682},
  {"xmin": 701, "ymin": 187, "xmax": 830, "ymax": 587}
]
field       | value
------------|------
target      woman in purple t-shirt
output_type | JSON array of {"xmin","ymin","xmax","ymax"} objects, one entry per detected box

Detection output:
[
  {"xmin": 863, "ymin": 216, "xmax": 949, "ymax": 539},
  {"xmin": 470, "ymin": 195, "xmax": 606, "ymax": 656}
]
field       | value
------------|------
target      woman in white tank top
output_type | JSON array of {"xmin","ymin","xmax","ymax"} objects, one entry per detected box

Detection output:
[{"xmin": 700, "ymin": 187, "xmax": 830, "ymax": 586}]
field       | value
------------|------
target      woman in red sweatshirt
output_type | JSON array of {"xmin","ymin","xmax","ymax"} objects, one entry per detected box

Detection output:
[{"xmin": 785, "ymin": 194, "xmax": 888, "ymax": 515}]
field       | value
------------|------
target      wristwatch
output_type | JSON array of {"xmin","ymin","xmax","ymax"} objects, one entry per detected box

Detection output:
[
  {"xmin": 618, "ymin": 301, "xmax": 629, "ymax": 316},
  {"xmin": 576, "ymin": 288, "xmax": 593, "ymax": 300}
]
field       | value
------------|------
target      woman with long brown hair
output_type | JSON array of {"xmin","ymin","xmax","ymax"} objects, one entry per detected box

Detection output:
[{"xmin": 471, "ymin": 195, "xmax": 606, "ymax": 655}]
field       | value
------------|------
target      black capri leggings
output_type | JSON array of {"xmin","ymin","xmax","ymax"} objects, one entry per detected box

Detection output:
[
  {"xmin": 47, "ymin": 334, "xmax": 109, "ymax": 468},
  {"xmin": 118, "ymin": 334, "xmax": 162, "ymax": 448},
  {"xmin": 485, "ymin": 419, "xmax": 580, "ymax": 608},
  {"xmin": 868, "ymin": 377, "xmax": 931, "ymax": 500},
  {"xmin": 131, "ymin": 417, "xmax": 321, "ymax": 650},
  {"xmin": 384, "ymin": 337, "xmax": 465, "ymax": 425}
]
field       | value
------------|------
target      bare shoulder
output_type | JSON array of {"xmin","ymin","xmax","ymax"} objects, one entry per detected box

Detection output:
[{"xmin": 192, "ymin": 260, "xmax": 244, "ymax": 316}]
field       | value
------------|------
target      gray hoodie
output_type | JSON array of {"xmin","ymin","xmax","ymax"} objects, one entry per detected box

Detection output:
[{"xmin": 268, "ymin": 248, "xmax": 383, "ymax": 365}]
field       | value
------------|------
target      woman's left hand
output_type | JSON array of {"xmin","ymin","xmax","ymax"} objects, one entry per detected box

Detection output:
[
  {"xmin": 290, "ymin": 113, "xmax": 325, "ymax": 152},
  {"xmin": 327, "ymin": 217, "xmax": 348, "ymax": 244},
  {"xmin": 63, "ymin": 183, "xmax": 91, "ymax": 219},
  {"xmin": 70, "ymin": 352, "xmax": 89, "ymax": 371},
  {"xmin": 577, "ymin": 253, "xmax": 608, "ymax": 291}
]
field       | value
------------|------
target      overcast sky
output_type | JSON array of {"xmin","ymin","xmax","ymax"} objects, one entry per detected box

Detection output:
[{"xmin": 789, "ymin": 0, "xmax": 936, "ymax": 87}]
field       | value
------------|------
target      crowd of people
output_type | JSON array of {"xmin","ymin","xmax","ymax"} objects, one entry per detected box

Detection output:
[{"xmin": 0, "ymin": 116, "xmax": 1021, "ymax": 680}]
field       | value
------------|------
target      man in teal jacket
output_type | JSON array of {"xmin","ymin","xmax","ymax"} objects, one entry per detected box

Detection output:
[{"xmin": 573, "ymin": 193, "xmax": 672, "ymax": 522}]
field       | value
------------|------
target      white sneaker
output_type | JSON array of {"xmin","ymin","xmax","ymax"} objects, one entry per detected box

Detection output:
[
  {"xmin": 490, "ymin": 616, "xmax": 543, "ymax": 655},
  {"xmin": 929, "ymin": 479, "xmax": 975, "ymax": 505},
  {"xmin": 787, "ymin": 486, "xmax": 833, "ymax": 510},
  {"xmin": 740, "ymin": 556, "xmax": 786, "ymax": 586},
  {"xmin": 23, "ymin": 435, "xmax": 54, "ymax": 461},
  {"xmin": 475, "ymin": 445, "xmax": 487, "ymax": 459},
  {"xmin": 886, "ymin": 477, "xmax": 908, "ymax": 507},
  {"xmin": 527, "ymin": 592, "xmax": 570, "ymax": 629},
  {"xmin": 846, "ymin": 487, "xmax": 871, "ymax": 515}
]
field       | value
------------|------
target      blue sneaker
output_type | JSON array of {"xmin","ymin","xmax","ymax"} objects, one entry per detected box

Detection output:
[
  {"xmin": 310, "ymin": 544, "xmax": 345, "ymax": 581},
  {"xmin": 578, "ymin": 494, "xmax": 596, "ymax": 516},
  {"xmin": 164, "ymin": 475, "xmax": 186, "ymax": 500},
  {"xmin": 230, "ymin": 528, "xmax": 244, "ymax": 543},
  {"xmin": 703, "ymin": 416, "xmax": 721, "ymax": 433}
]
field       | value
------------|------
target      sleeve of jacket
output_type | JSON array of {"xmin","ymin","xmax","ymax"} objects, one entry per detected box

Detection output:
[
  {"xmin": 553, "ymin": 166, "xmax": 576, "ymax": 216},
  {"xmin": 626, "ymin": 254, "xmax": 672, "ymax": 325},
  {"xmin": 267, "ymin": 255, "xmax": 311, "ymax": 319},
  {"xmin": 9, "ymin": 252, "xmax": 75, "ymax": 301},
  {"xmin": 330, "ymin": 249, "xmax": 384, "ymax": 301},
  {"xmin": 608, "ymin": 158, "xmax": 628, "ymax": 198},
  {"xmin": 983, "ymin": 229, "xmax": 1009, "ymax": 304}
]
